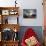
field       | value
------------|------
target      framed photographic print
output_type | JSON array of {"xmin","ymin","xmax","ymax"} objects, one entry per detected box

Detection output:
[
  {"xmin": 2, "ymin": 10, "xmax": 9, "ymax": 15},
  {"xmin": 23, "ymin": 9, "xmax": 37, "ymax": 18},
  {"xmin": 9, "ymin": 10, "xmax": 18, "ymax": 15}
]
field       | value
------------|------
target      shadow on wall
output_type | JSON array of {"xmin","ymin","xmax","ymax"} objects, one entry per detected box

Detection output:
[{"xmin": 18, "ymin": 26, "xmax": 43, "ymax": 44}]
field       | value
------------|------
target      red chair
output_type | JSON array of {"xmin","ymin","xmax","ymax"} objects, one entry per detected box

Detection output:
[{"xmin": 21, "ymin": 28, "xmax": 41, "ymax": 46}]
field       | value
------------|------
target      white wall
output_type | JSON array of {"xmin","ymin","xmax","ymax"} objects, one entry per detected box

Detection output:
[
  {"xmin": 0, "ymin": 0, "xmax": 43, "ymax": 26},
  {"xmin": 18, "ymin": 0, "xmax": 43, "ymax": 26}
]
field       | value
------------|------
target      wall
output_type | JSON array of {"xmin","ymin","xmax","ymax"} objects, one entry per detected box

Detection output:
[
  {"xmin": 0, "ymin": 0, "xmax": 43, "ymax": 26},
  {"xmin": 18, "ymin": 0, "xmax": 43, "ymax": 26}
]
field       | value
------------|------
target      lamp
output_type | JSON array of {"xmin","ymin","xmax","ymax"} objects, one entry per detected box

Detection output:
[{"xmin": 15, "ymin": 0, "xmax": 17, "ymax": 7}]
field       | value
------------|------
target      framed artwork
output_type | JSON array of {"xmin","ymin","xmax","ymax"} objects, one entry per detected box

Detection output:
[
  {"xmin": 2, "ymin": 10, "xmax": 9, "ymax": 15},
  {"xmin": 23, "ymin": 9, "xmax": 37, "ymax": 18},
  {"xmin": 9, "ymin": 10, "xmax": 18, "ymax": 15}
]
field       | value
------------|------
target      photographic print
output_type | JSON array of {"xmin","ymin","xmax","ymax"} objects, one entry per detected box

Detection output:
[
  {"xmin": 2, "ymin": 10, "xmax": 9, "ymax": 15},
  {"xmin": 23, "ymin": 9, "xmax": 37, "ymax": 18}
]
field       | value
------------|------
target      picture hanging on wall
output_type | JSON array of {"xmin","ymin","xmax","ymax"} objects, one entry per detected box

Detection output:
[{"xmin": 23, "ymin": 9, "xmax": 37, "ymax": 18}]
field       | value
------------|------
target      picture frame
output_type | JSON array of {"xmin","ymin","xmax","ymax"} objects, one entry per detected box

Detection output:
[
  {"xmin": 23, "ymin": 9, "xmax": 37, "ymax": 18},
  {"xmin": 2, "ymin": 10, "xmax": 9, "ymax": 15},
  {"xmin": 9, "ymin": 10, "xmax": 18, "ymax": 15}
]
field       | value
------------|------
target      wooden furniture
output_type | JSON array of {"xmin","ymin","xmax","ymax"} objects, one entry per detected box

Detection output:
[
  {"xmin": 0, "ymin": 7, "xmax": 19, "ymax": 24},
  {"xmin": 0, "ymin": 7, "xmax": 20, "ymax": 46},
  {"xmin": 2, "ymin": 41, "xmax": 19, "ymax": 46},
  {"xmin": 0, "ymin": 41, "xmax": 2, "ymax": 46},
  {"xmin": 44, "ymin": 0, "xmax": 46, "ymax": 26}
]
